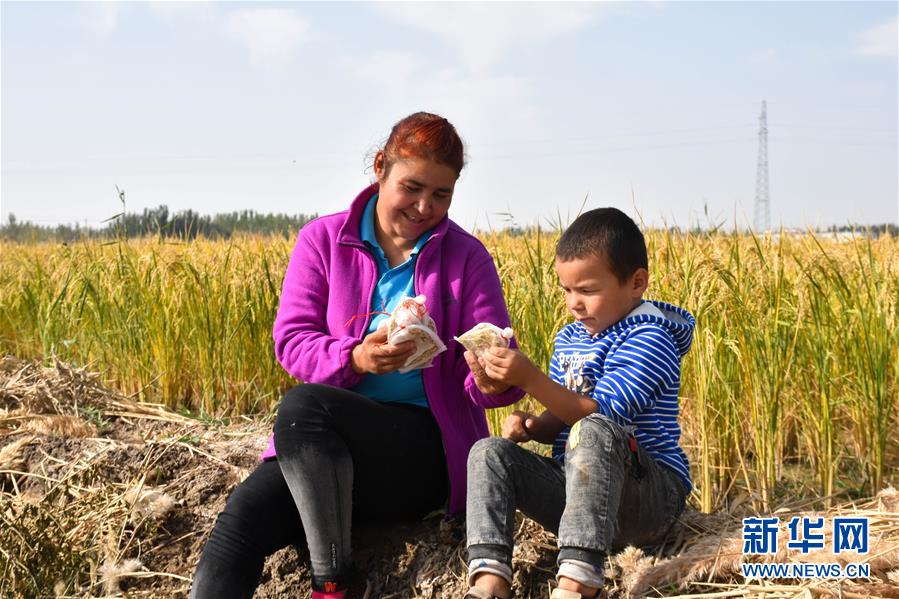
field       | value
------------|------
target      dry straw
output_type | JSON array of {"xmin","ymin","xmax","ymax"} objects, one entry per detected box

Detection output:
[
  {"xmin": 616, "ymin": 488, "xmax": 899, "ymax": 597},
  {"xmin": 1, "ymin": 356, "xmax": 897, "ymax": 596}
]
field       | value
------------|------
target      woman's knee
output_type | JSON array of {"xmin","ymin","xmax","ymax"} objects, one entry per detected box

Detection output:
[{"xmin": 274, "ymin": 383, "xmax": 333, "ymax": 432}]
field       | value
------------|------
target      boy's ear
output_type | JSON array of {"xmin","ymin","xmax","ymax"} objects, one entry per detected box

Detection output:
[{"xmin": 631, "ymin": 267, "xmax": 649, "ymax": 297}]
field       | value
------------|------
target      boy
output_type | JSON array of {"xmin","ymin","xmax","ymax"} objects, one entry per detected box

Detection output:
[{"xmin": 463, "ymin": 208, "xmax": 695, "ymax": 599}]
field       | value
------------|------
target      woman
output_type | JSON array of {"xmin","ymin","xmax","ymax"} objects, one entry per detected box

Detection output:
[{"xmin": 191, "ymin": 112, "xmax": 524, "ymax": 599}]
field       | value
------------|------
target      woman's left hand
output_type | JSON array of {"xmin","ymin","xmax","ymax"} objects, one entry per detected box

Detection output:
[{"xmin": 464, "ymin": 350, "xmax": 511, "ymax": 396}]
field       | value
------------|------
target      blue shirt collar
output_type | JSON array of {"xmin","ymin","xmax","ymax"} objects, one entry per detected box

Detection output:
[{"xmin": 360, "ymin": 193, "xmax": 431, "ymax": 261}]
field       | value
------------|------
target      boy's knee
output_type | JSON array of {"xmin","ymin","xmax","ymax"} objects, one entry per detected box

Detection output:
[
  {"xmin": 578, "ymin": 414, "xmax": 628, "ymax": 446},
  {"xmin": 468, "ymin": 436, "xmax": 517, "ymax": 472},
  {"xmin": 567, "ymin": 415, "xmax": 629, "ymax": 465}
]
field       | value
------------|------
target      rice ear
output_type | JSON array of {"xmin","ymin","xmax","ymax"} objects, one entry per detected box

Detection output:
[{"xmin": 21, "ymin": 415, "xmax": 96, "ymax": 438}]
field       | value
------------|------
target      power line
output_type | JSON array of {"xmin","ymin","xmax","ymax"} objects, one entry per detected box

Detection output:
[
  {"xmin": 769, "ymin": 138, "xmax": 896, "ymax": 147},
  {"xmin": 771, "ymin": 124, "xmax": 896, "ymax": 134},
  {"xmin": 475, "ymin": 125, "xmax": 758, "ymax": 146},
  {"xmin": 478, "ymin": 138, "xmax": 758, "ymax": 161}
]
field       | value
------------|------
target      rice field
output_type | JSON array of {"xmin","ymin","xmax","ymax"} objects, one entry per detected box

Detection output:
[{"xmin": 1, "ymin": 230, "xmax": 896, "ymax": 513}]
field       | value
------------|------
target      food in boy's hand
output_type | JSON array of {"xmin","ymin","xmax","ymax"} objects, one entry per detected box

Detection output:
[
  {"xmin": 385, "ymin": 295, "xmax": 447, "ymax": 372},
  {"xmin": 454, "ymin": 322, "xmax": 514, "ymax": 357}
]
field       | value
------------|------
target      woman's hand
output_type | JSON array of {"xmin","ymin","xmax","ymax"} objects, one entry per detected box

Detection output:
[
  {"xmin": 481, "ymin": 347, "xmax": 539, "ymax": 391},
  {"xmin": 501, "ymin": 410, "xmax": 538, "ymax": 442},
  {"xmin": 351, "ymin": 325, "xmax": 416, "ymax": 374},
  {"xmin": 464, "ymin": 350, "xmax": 511, "ymax": 396}
]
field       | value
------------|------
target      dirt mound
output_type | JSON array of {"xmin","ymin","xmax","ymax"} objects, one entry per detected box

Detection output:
[{"xmin": 1, "ymin": 356, "xmax": 897, "ymax": 598}]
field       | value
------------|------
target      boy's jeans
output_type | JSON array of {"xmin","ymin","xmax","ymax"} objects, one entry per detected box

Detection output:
[{"xmin": 466, "ymin": 414, "xmax": 688, "ymax": 575}]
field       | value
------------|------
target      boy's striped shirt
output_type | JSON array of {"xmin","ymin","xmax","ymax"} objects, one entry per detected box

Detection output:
[{"xmin": 549, "ymin": 300, "xmax": 695, "ymax": 491}]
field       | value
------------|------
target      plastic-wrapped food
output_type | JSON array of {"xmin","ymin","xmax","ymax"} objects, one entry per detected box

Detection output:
[
  {"xmin": 385, "ymin": 295, "xmax": 447, "ymax": 373},
  {"xmin": 454, "ymin": 322, "xmax": 514, "ymax": 357}
]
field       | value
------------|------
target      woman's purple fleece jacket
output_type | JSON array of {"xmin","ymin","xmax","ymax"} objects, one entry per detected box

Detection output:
[{"xmin": 262, "ymin": 183, "xmax": 524, "ymax": 513}]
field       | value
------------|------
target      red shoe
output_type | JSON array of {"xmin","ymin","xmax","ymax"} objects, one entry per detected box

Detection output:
[{"xmin": 311, "ymin": 569, "xmax": 371, "ymax": 599}]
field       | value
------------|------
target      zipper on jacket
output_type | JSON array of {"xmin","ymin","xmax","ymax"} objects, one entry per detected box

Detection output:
[
  {"xmin": 410, "ymin": 234, "xmax": 452, "ymax": 464},
  {"xmin": 341, "ymin": 240, "xmax": 380, "ymax": 336}
]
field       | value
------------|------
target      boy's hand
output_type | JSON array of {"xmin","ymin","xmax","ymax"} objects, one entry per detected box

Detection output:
[
  {"xmin": 351, "ymin": 324, "xmax": 416, "ymax": 374},
  {"xmin": 481, "ymin": 347, "xmax": 539, "ymax": 390},
  {"xmin": 501, "ymin": 410, "xmax": 538, "ymax": 443},
  {"xmin": 464, "ymin": 350, "xmax": 511, "ymax": 396}
]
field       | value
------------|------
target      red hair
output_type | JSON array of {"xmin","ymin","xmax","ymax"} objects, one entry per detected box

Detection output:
[{"xmin": 378, "ymin": 112, "xmax": 466, "ymax": 178}]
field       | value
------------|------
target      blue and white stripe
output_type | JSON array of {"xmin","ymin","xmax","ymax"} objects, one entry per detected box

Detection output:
[{"xmin": 550, "ymin": 300, "xmax": 695, "ymax": 491}]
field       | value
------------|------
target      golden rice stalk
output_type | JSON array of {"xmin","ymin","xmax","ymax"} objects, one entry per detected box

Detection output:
[
  {"xmin": 98, "ymin": 558, "xmax": 144, "ymax": 594},
  {"xmin": 612, "ymin": 546, "xmax": 656, "ymax": 594},
  {"xmin": 21, "ymin": 414, "xmax": 96, "ymax": 437},
  {"xmin": 122, "ymin": 485, "xmax": 177, "ymax": 522},
  {"xmin": 0, "ymin": 433, "xmax": 34, "ymax": 472}
]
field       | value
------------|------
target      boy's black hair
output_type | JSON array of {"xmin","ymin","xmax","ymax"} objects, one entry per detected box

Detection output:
[{"xmin": 555, "ymin": 208, "xmax": 648, "ymax": 283}]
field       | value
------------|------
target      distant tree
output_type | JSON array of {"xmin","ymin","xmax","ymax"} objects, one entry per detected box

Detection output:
[
  {"xmin": 1, "ymin": 205, "xmax": 316, "ymax": 242},
  {"xmin": 824, "ymin": 223, "xmax": 897, "ymax": 238}
]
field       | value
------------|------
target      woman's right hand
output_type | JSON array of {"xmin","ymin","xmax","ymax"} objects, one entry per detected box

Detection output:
[{"xmin": 350, "ymin": 324, "xmax": 416, "ymax": 374}]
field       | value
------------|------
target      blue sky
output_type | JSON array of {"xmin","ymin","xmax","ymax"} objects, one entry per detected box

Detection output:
[{"xmin": 2, "ymin": 1, "xmax": 896, "ymax": 231}]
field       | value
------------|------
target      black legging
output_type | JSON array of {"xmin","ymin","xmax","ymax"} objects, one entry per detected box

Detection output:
[{"xmin": 190, "ymin": 384, "xmax": 448, "ymax": 598}]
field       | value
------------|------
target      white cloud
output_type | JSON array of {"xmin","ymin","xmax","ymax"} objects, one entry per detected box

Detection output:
[
  {"xmin": 341, "ymin": 50, "xmax": 536, "ymax": 142},
  {"xmin": 147, "ymin": 1, "xmax": 215, "ymax": 22},
  {"xmin": 224, "ymin": 8, "xmax": 311, "ymax": 72},
  {"xmin": 749, "ymin": 48, "xmax": 778, "ymax": 65},
  {"xmin": 417, "ymin": 69, "xmax": 538, "ymax": 143},
  {"xmin": 854, "ymin": 16, "xmax": 898, "ymax": 58},
  {"xmin": 374, "ymin": 3, "xmax": 597, "ymax": 74},
  {"xmin": 343, "ymin": 50, "xmax": 425, "ymax": 86},
  {"xmin": 86, "ymin": 2, "xmax": 121, "ymax": 34}
]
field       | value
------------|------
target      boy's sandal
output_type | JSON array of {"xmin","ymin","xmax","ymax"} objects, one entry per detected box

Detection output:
[
  {"xmin": 550, "ymin": 589, "xmax": 606, "ymax": 599},
  {"xmin": 464, "ymin": 587, "xmax": 508, "ymax": 599}
]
